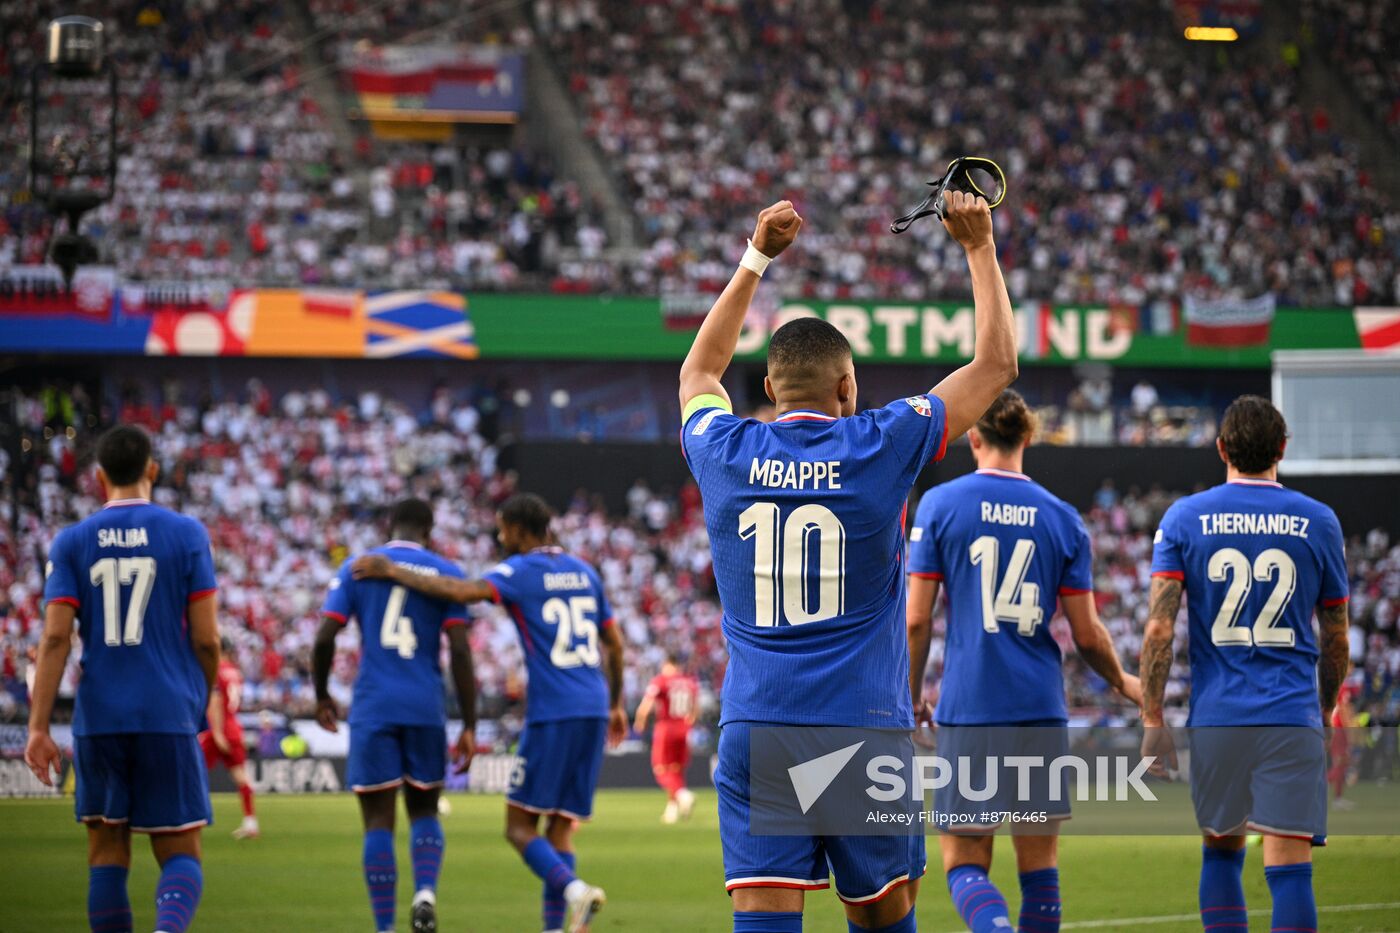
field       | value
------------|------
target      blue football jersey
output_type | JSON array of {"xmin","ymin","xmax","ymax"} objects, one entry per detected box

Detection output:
[
  {"xmin": 483, "ymin": 547, "xmax": 613, "ymax": 723},
  {"xmin": 681, "ymin": 396, "xmax": 949, "ymax": 728},
  {"xmin": 1151, "ymin": 479, "xmax": 1349, "ymax": 727},
  {"xmin": 322, "ymin": 542, "xmax": 468, "ymax": 727},
  {"xmin": 908, "ymin": 469, "xmax": 1093, "ymax": 725},
  {"xmin": 42, "ymin": 498, "xmax": 218, "ymax": 737}
]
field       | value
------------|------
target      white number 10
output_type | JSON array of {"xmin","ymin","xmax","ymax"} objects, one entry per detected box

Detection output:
[{"xmin": 738, "ymin": 502, "xmax": 846, "ymax": 627}]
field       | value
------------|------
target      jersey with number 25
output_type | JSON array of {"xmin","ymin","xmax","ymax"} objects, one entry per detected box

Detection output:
[
  {"xmin": 43, "ymin": 499, "xmax": 218, "ymax": 737},
  {"xmin": 682, "ymin": 396, "xmax": 949, "ymax": 729},
  {"xmin": 908, "ymin": 469, "xmax": 1093, "ymax": 725},
  {"xmin": 1151, "ymin": 479, "xmax": 1349, "ymax": 728},
  {"xmin": 483, "ymin": 548, "xmax": 614, "ymax": 723},
  {"xmin": 322, "ymin": 542, "xmax": 468, "ymax": 728}
]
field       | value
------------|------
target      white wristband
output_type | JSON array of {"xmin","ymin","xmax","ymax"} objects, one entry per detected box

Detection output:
[{"xmin": 739, "ymin": 240, "xmax": 773, "ymax": 277}]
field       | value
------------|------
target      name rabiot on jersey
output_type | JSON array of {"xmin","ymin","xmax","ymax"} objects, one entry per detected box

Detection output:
[
  {"xmin": 1151, "ymin": 478, "xmax": 1349, "ymax": 728},
  {"xmin": 322, "ymin": 541, "xmax": 468, "ymax": 727},
  {"xmin": 681, "ymin": 395, "xmax": 949, "ymax": 729},
  {"xmin": 908, "ymin": 468, "xmax": 1093, "ymax": 725}
]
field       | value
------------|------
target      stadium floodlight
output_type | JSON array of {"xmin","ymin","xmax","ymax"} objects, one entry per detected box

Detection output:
[
  {"xmin": 28, "ymin": 15, "xmax": 118, "ymax": 288},
  {"xmin": 1183, "ymin": 26, "xmax": 1239, "ymax": 41}
]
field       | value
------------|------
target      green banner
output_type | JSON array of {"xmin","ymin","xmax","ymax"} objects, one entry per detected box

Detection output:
[{"xmin": 467, "ymin": 295, "xmax": 1364, "ymax": 368}]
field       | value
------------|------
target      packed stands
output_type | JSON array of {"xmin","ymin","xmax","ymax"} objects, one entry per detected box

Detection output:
[
  {"xmin": 3, "ymin": 382, "xmax": 1396, "ymax": 735},
  {"xmin": 1303, "ymin": 0, "xmax": 1400, "ymax": 144},
  {"xmin": 539, "ymin": 0, "xmax": 1400, "ymax": 305},
  {"xmin": 5, "ymin": 0, "xmax": 1399, "ymax": 302}
]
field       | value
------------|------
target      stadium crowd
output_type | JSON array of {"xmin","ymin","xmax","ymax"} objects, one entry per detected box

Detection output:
[
  {"xmin": 3, "ymin": 382, "xmax": 1398, "ymax": 756},
  {"xmin": 3, "ymin": 0, "xmax": 1399, "ymax": 304},
  {"xmin": 1303, "ymin": 0, "xmax": 1400, "ymax": 144},
  {"xmin": 539, "ymin": 0, "xmax": 1400, "ymax": 305}
]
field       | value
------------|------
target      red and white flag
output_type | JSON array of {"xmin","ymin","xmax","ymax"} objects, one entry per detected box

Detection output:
[
  {"xmin": 1354, "ymin": 307, "xmax": 1400, "ymax": 353},
  {"xmin": 1183, "ymin": 294, "xmax": 1275, "ymax": 347}
]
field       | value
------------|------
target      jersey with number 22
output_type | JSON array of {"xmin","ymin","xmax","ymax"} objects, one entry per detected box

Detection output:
[
  {"xmin": 682, "ymin": 396, "xmax": 949, "ymax": 728},
  {"xmin": 1151, "ymin": 479, "xmax": 1348, "ymax": 728}
]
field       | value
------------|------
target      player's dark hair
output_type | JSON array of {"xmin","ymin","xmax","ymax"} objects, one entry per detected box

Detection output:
[
  {"xmin": 498, "ymin": 493, "xmax": 553, "ymax": 540},
  {"xmin": 389, "ymin": 498, "xmax": 434, "ymax": 538},
  {"xmin": 96, "ymin": 424, "xmax": 153, "ymax": 486},
  {"xmin": 767, "ymin": 317, "xmax": 852, "ymax": 378},
  {"xmin": 975, "ymin": 389, "xmax": 1037, "ymax": 450},
  {"xmin": 1219, "ymin": 395, "xmax": 1287, "ymax": 474}
]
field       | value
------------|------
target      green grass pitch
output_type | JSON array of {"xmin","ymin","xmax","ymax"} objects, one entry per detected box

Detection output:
[{"xmin": 1, "ymin": 791, "xmax": 1397, "ymax": 931}]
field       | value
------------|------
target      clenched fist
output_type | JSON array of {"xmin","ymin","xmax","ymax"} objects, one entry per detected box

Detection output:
[
  {"xmin": 752, "ymin": 200, "xmax": 803, "ymax": 258},
  {"xmin": 941, "ymin": 189, "xmax": 994, "ymax": 252}
]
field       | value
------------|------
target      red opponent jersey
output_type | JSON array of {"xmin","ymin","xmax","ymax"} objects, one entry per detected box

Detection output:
[
  {"xmin": 647, "ymin": 672, "xmax": 698, "ymax": 726},
  {"xmin": 213, "ymin": 659, "xmax": 244, "ymax": 728}
]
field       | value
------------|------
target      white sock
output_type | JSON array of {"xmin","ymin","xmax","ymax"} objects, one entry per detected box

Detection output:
[
  {"xmin": 414, "ymin": 888, "xmax": 436, "ymax": 906},
  {"xmin": 563, "ymin": 879, "xmax": 589, "ymax": 902}
]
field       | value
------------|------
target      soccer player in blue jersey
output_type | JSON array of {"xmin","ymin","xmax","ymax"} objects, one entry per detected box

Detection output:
[
  {"xmin": 312, "ymin": 499, "xmax": 478, "ymax": 933},
  {"xmin": 26, "ymin": 425, "xmax": 222, "ymax": 933},
  {"xmin": 906, "ymin": 390, "xmax": 1141, "ymax": 933},
  {"xmin": 354, "ymin": 492, "xmax": 626, "ymax": 933},
  {"xmin": 677, "ymin": 192, "xmax": 1018, "ymax": 933},
  {"xmin": 1140, "ymin": 395, "xmax": 1351, "ymax": 933}
]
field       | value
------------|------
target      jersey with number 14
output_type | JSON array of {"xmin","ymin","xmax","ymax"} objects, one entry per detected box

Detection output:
[
  {"xmin": 322, "ymin": 542, "xmax": 468, "ymax": 728},
  {"xmin": 908, "ymin": 469, "xmax": 1093, "ymax": 725},
  {"xmin": 42, "ymin": 499, "xmax": 218, "ymax": 737},
  {"xmin": 1151, "ymin": 479, "xmax": 1349, "ymax": 728},
  {"xmin": 682, "ymin": 396, "xmax": 950, "ymax": 729}
]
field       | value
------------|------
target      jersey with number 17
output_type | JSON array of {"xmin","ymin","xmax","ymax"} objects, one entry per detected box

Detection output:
[
  {"xmin": 322, "ymin": 542, "xmax": 469, "ymax": 728},
  {"xmin": 1151, "ymin": 479, "xmax": 1349, "ymax": 728},
  {"xmin": 43, "ymin": 498, "xmax": 218, "ymax": 737},
  {"xmin": 682, "ymin": 396, "xmax": 950, "ymax": 729}
]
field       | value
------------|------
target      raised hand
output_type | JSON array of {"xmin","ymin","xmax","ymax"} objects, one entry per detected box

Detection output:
[
  {"xmin": 941, "ymin": 190, "xmax": 994, "ymax": 252},
  {"xmin": 751, "ymin": 200, "xmax": 804, "ymax": 258}
]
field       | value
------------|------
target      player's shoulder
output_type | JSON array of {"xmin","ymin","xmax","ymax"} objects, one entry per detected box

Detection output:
[{"xmin": 422, "ymin": 548, "xmax": 467, "ymax": 578}]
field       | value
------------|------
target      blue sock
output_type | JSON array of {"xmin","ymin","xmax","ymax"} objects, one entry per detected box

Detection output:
[
  {"xmin": 543, "ymin": 850, "xmax": 575, "ymax": 930},
  {"xmin": 88, "ymin": 865, "xmax": 132, "ymax": 933},
  {"xmin": 849, "ymin": 905, "xmax": 917, "ymax": 931},
  {"xmin": 734, "ymin": 911, "xmax": 803, "ymax": 932},
  {"xmin": 153, "ymin": 854, "xmax": 201, "ymax": 933},
  {"xmin": 1265, "ymin": 863, "xmax": 1316, "ymax": 933},
  {"xmin": 363, "ymin": 828, "xmax": 397, "ymax": 932},
  {"xmin": 948, "ymin": 863, "xmax": 1011, "ymax": 933},
  {"xmin": 522, "ymin": 837, "xmax": 577, "ymax": 897},
  {"xmin": 1018, "ymin": 867, "xmax": 1062, "ymax": 933},
  {"xmin": 1199, "ymin": 846, "xmax": 1248, "ymax": 931},
  {"xmin": 410, "ymin": 816, "xmax": 444, "ymax": 893}
]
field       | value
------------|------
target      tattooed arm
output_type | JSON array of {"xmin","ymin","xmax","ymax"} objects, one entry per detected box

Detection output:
[
  {"xmin": 1139, "ymin": 575, "xmax": 1183, "ymax": 727},
  {"xmin": 1317, "ymin": 601, "xmax": 1351, "ymax": 720}
]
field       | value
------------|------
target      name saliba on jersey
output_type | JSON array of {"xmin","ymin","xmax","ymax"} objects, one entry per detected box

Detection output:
[
  {"xmin": 1198, "ymin": 512, "xmax": 1310, "ymax": 538},
  {"xmin": 98, "ymin": 527, "xmax": 150, "ymax": 547},
  {"xmin": 749, "ymin": 458, "xmax": 843, "ymax": 490}
]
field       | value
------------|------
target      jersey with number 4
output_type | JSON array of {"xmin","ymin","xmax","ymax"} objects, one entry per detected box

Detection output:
[
  {"xmin": 483, "ymin": 547, "xmax": 614, "ymax": 724},
  {"xmin": 1151, "ymin": 479, "xmax": 1349, "ymax": 728},
  {"xmin": 322, "ymin": 542, "xmax": 468, "ymax": 728},
  {"xmin": 42, "ymin": 498, "xmax": 218, "ymax": 737},
  {"xmin": 908, "ymin": 469, "xmax": 1092, "ymax": 725},
  {"xmin": 682, "ymin": 396, "xmax": 950, "ymax": 728}
]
